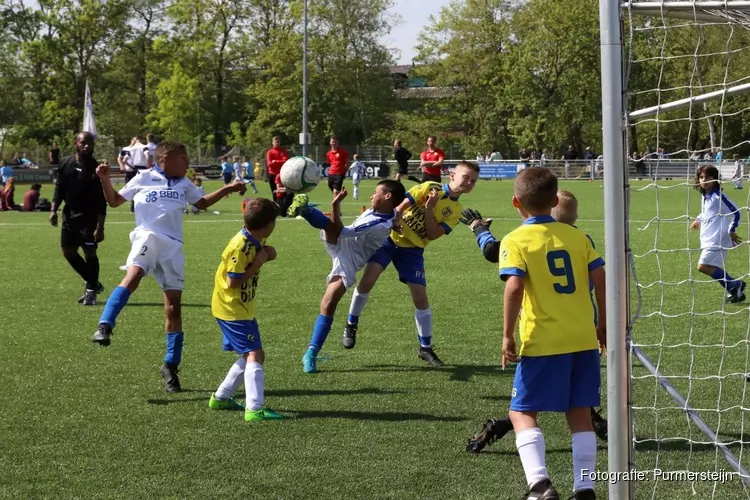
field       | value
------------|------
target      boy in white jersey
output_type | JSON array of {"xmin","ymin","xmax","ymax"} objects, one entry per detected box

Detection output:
[
  {"xmin": 348, "ymin": 154, "xmax": 366, "ymax": 200},
  {"xmin": 233, "ymin": 156, "xmax": 243, "ymax": 181},
  {"xmin": 286, "ymin": 180, "xmax": 406, "ymax": 373},
  {"xmin": 731, "ymin": 154, "xmax": 743, "ymax": 190},
  {"xmin": 691, "ymin": 164, "xmax": 745, "ymax": 304},
  {"xmin": 92, "ymin": 141, "xmax": 247, "ymax": 392}
]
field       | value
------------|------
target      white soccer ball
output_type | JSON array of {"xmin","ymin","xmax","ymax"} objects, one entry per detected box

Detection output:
[{"xmin": 280, "ymin": 156, "xmax": 321, "ymax": 194}]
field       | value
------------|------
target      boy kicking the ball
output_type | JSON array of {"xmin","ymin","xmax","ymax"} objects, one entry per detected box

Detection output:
[
  {"xmin": 342, "ymin": 161, "xmax": 479, "ymax": 366},
  {"xmin": 209, "ymin": 198, "xmax": 283, "ymax": 422},
  {"xmin": 91, "ymin": 141, "xmax": 247, "ymax": 392},
  {"xmin": 499, "ymin": 169, "xmax": 606, "ymax": 500},
  {"xmin": 286, "ymin": 180, "xmax": 407, "ymax": 373}
]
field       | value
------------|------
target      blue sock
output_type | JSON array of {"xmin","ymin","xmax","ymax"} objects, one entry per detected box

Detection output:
[
  {"xmin": 99, "ymin": 286, "xmax": 131, "ymax": 327},
  {"xmin": 164, "ymin": 332, "xmax": 184, "ymax": 366},
  {"xmin": 301, "ymin": 206, "xmax": 330, "ymax": 229},
  {"xmin": 710, "ymin": 268, "xmax": 738, "ymax": 291},
  {"xmin": 308, "ymin": 314, "xmax": 334, "ymax": 352},
  {"xmin": 347, "ymin": 314, "xmax": 359, "ymax": 325}
]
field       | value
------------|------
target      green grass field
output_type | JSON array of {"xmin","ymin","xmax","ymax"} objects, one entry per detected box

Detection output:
[{"xmin": 2, "ymin": 178, "xmax": 749, "ymax": 499}]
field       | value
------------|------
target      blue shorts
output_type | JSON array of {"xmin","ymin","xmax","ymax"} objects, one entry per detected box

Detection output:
[
  {"xmin": 223, "ymin": 172, "xmax": 233, "ymax": 184},
  {"xmin": 216, "ymin": 319, "xmax": 262, "ymax": 354},
  {"xmin": 368, "ymin": 237, "xmax": 426, "ymax": 286},
  {"xmin": 509, "ymin": 349, "xmax": 601, "ymax": 412}
]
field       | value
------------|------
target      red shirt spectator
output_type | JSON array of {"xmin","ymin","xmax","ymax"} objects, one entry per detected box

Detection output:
[
  {"xmin": 23, "ymin": 184, "xmax": 41, "ymax": 211},
  {"xmin": 266, "ymin": 139, "xmax": 289, "ymax": 176},
  {"xmin": 420, "ymin": 148, "xmax": 445, "ymax": 177},
  {"xmin": 327, "ymin": 147, "xmax": 349, "ymax": 176},
  {"xmin": 274, "ymin": 174, "xmax": 286, "ymax": 201}
]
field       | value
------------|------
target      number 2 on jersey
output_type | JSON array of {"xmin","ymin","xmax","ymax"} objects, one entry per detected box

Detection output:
[{"xmin": 546, "ymin": 250, "xmax": 576, "ymax": 294}]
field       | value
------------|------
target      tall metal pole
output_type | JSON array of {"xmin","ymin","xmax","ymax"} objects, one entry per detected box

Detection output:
[
  {"xmin": 302, "ymin": 0, "xmax": 309, "ymax": 157},
  {"xmin": 599, "ymin": 0, "xmax": 632, "ymax": 499}
]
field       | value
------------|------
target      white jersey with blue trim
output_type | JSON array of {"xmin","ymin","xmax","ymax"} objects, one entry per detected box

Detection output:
[
  {"xmin": 349, "ymin": 161, "xmax": 366, "ymax": 180},
  {"xmin": 698, "ymin": 187, "xmax": 740, "ymax": 250},
  {"xmin": 119, "ymin": 167, "xmax": 203, "ymax": 243},
  {"xmin": 324, "ymin": 208, "xmax": 395, "ymax": 271}
]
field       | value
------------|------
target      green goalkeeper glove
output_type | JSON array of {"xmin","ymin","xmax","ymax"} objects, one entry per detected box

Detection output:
[{"xmin": 459, "ymin": 208, "xmax": 492, "ymax": 237}]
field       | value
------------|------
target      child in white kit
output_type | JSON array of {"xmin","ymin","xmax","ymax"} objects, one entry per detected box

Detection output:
[{"xmin": 348, "ymin": 154, "xmax": 366, "ymax": 200}]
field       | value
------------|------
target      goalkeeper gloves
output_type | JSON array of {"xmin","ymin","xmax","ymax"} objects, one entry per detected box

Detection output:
[{"xmin": 459, "ymin": 208, "xmax": 492, "ymax": 237}]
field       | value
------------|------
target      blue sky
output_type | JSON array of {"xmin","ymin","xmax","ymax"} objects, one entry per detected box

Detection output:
[{"xmin": 384, "ymin": 0, "xmax": 450, "ymax": 64}]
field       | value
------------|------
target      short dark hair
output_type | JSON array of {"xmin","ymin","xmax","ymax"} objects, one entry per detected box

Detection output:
[
  {"xmin": 377, "ymin": 179, "xmax": 406, "ymax": 206},
  {"xmin": 455, "ymin": 160, "xmax": 480, "ymax": 173},
  {"xmin": 330, "ymin": 136, "xmax": 338, "ymax": 142},
  {"xmin": 31, "ymin": 183, "xmax": 42, "ymax": 191},
  {"xmin": 514, "ymin": 168, "xmax": 558, "ymax": 211},
  {"xmin": 427, "ymin": 135, "xmax": 437, "ymax": 142},
  {"xmin": 155, "ymin": 140, "xmax": 187, "ymax": 164},
  {"xmin": 146, "ymin": 133, "xmax": 155, "ymax": 142},
  {"xmin": 244, "ymin": 197, "xmax": 279, "ymax": 230},
  {"xmin": 272, "ymin": 136, "xmax": 280, "ymax": 142}
]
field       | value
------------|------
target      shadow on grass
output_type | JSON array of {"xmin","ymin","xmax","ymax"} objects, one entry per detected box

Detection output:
[
  {"xmin": 128, "ymin": 302, "xmax": 209, "ymax": 308},
  {"xmin": 479, "ymin": 394, "xmax": 511, "ymax": 402},
  {"xmin": 480, "ymin": 445, "xmax": 608, "ymax": 456},
  {"xmin": 634, "ymin": 439, "xmax": 732, "ymax": 453},
  {"xmin": 281, "ymin": 409, "xmax": 469, "ymax": 422},
  {"xmin": 146, "ymin": 387, "xmax": 408, "ymax": 406},
  {"xmin": 267, "ymin": 387, "xmax": 410, "ymax": 397},
  {"xmin": 330, "ymin": 364, "xmax": 510, "ymax": 382}
]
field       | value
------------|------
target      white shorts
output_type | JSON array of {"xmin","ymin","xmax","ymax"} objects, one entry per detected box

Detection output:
[
  {"xmin": 698, "ymin": 248, "xmax": 728, "ymax": 268},
  {"xmin": 321, "ymin": 231, "xmax": 359, "ymax": 289},
  {"xmin": 352, "ymin": 175, "xmax": 361, "ymax": 186},
  {"xmin": 126, "ymin": 230, "xmax": 185, "ymax": 291}
]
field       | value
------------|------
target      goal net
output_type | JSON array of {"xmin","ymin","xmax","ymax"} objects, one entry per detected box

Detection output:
[{"xmin": 613, "ymin": 1, "xmax": 750, "ymax": 498}]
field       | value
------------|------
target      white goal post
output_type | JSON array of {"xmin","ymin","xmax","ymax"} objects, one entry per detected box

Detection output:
[{"xmin": 602, "ymin": 1, "xmax": 750, "ymax": 499}]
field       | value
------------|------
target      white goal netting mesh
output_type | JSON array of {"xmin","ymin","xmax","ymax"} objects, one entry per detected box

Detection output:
[{"xmin": 624, "ymin": 2, "xmax": 750, "ymax": 498}]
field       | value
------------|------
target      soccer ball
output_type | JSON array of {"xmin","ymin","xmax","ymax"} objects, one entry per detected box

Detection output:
[{"xmin": 280, "ymin": 156, "xmax": 321, "ymax": 193}]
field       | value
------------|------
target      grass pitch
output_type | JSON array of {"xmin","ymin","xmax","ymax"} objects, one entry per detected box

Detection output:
[{"xmin": 1, "ymin": 178, "xmax": 749, "ymax": 499}]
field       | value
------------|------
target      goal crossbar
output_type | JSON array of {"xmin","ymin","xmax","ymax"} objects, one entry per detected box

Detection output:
[
  {"xmin": 624, "ymin": 2, "xmax": 750, "ymax": 25},
  {"xmin": 629, "ymin": 82, "xmax": 750, "ymax": 118}
]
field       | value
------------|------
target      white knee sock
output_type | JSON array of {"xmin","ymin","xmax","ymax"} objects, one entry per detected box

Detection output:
[
  {"xmin": 244, "ymin": 361, "xmax": 265, "ymax": 411},
  {"xmin": 215, "ymin": 357, "xmax": 247, "ymax": 400},
  {"xmin": 415, "ymin": 307, "xmax": 433, "ymax": 347},
  {"xmin": 572, "ymin": 431, "xmax": 596, "ymax": 491},
  {"xmin": 516, "ymin": 427, "xmax": 548, "ymax": 487},
  {"xmin": 348, "ymin": 289, "xmax": 370, "ymax": 322},
  {"xmin": 353, "ymin": 185, "xmax": 359, "ymax": 199}
]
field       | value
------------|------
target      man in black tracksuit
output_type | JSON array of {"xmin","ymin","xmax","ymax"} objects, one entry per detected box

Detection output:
[{"xmin": 49, "ymin": 132, "xmax": 107, "ymax": 305}]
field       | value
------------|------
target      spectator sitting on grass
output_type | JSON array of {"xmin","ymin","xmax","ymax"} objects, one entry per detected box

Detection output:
[{"xmin": 23, "ymin": 183, "xmax": 41, "ymax": 211}]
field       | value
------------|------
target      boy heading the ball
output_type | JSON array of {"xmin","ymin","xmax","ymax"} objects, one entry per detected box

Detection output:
[
  {"xmin": 91, "ymin": 141, "xmax": 247, "ymax": 392},
  {"xmin": 209, "ymin": 198, "xmax": 283, "ymax": 422},
  {"xmin": 344, "ymin": 161, "xmax": 480, "ymax": 366},
  {"xmin": 499, "ymin": 168, "xmax": 606, "ymax": 500},
  {"xmin": 286, "ymin": 181, "xmax": 407, "ymax": 374}
]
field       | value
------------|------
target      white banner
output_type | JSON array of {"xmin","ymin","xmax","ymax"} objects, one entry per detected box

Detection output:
[{"xmin": 83, "ymin": 80, "xmax": 98, "ymax": 138}]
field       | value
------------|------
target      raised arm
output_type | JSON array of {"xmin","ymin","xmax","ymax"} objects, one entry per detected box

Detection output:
[
  {"xmin": 96, "ymin": 164, "xmax": 128, "ymax": 208},
  {"xmin": 194, "ymin": 180, "xmax": 246, "ymax": 210}
]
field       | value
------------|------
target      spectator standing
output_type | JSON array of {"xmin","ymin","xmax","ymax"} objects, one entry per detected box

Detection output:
[
  {"xmin": 326, "ymin": 136, "xmax": 349, "ymax": 192},
  {"xmin": 12, "ymin": 152, "xmax": 22, "ymax": 165},
  {"xmin": 23, "ymin": 183, "xmax": 41, "ymax": 211},
  {"xmin": 144, "ymin": 133, "xmax": 158, "ymax": 168},
  {"xmin": 0, "ymin": 160, "xmax": 12, "ymax": 186},
  {"xmin": 488, "ymin": 150, "xmax": 503, "ymax": 162},
  {"xmin": 583, "ymin": 147, "xmax": 595, "ymax": 161},
  {"xmin": 419, "ymin": 136, "xmax": 445, "ymax": 183},
  {"xmin": 393, "ymin": 139, "xmax": 413, "ymax": 183},
  {"xmin": 562, "ymin": 145, "xmax": 578, "ymax": 161},
  {"xmin": 122, "ymin": 135, "xmax": 149, "ymax": 212},
  {"xmin": 633, "ymin": 151, "xmax": 646, "ymax": 180},
  {"xmin": 49, "ymin": 132, "xmax": 107, "ymax": 306},
  {"xmin": 49, "ymin": 143, "xmax": 61, "ymax": 166},
  {"xmin": 265, "ymin": 136, "xmax": 289, "ymax": 196}
]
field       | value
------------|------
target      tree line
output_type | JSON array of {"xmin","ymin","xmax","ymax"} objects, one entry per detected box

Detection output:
[{"xmin": 2, "ymin": 0, "xmax": 750, "ymax": 161}]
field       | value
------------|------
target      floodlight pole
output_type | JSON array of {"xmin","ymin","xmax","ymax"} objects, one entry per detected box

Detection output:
[
  {"xmin": 599, "ymin": 1, "xmax": 632, "ymax": 499},
  {"xmin": 302, "ymin": 0, "xmax": 309, "ymax": 157}
]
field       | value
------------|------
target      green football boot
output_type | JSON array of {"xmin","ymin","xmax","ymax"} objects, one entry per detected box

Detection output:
[
  {"xmin": 287, "ymin": 194, "xmax": 310, "ymax": 218},
  {"xmin": 244, "ymin": 407, "xmax": 285, "ymax": 422},
  {"xmin": 208, "ymin": 393, "xmax": 245, "ymax": 410}
]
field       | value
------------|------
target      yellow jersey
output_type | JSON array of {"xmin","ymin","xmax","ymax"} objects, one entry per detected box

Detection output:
[
  {"xmin": 499, "ymin": 215, "xmax": 604, "ymax": 357},
  {"xmin": 391, "ymin": 182, "xmax": 462, "ymax": 248},
  {"xmin": 212, "ymin": 228, "xmax": 266, "ymax": 321}
]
